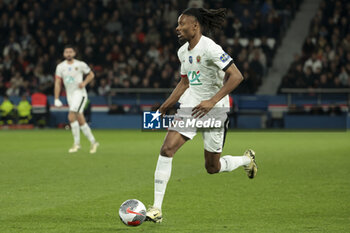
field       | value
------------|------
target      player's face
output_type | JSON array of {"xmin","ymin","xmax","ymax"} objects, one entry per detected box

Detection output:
[
  {"xmin": 176, "ymin": 14, "xmax": 198, "ymax": 44},
  {"xmin": 63, "ymin": 48, "xmax": 76, "ymax": 61}
]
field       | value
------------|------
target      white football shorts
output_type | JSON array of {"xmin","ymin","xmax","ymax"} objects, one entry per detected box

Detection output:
[
  {"xmin": 169, "ymin": 108, "xmax": 229, "ymax": 153},
  {"xmin": 67, "ymin": 93, "xmax": 87, "ymax": 113}
]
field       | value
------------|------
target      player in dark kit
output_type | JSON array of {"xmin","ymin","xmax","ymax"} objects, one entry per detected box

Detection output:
[{"xmin": 146, "ymin": 8, "xmax": 258, "ymax": 223}]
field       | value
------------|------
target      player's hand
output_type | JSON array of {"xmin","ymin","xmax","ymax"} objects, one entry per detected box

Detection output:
[
  {"xmin": 78, "ymin": 82, "xmax": 85, "ymax": 89},
  {"xmin": 54, "ymin": 99, "xmax": 63, "ymax": 107},
  {"xmin": 159, "ymin": 104, "xmax": 169, "ymax": 117},
  {"xmin": 192, "ymin": 99, "xmax": 216, "ymax": 118}
]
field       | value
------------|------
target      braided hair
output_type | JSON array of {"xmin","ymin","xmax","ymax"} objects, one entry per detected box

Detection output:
[{"xmin": 182, "ymin": 8, "xmax": 227, "ymax": 37}]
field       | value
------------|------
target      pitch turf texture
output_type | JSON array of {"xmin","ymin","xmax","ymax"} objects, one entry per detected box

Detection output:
[{"xmin": 0, "ymin": 130, "xmax": 349, "ymax": 233}]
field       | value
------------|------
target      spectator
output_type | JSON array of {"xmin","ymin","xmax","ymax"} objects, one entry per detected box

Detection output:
[
  {"xmin": 17, "ymin": 94, "xmax": 32, "ymax": 124},
  {"xmin": 105, "ymin": 10, "xmax": 123, "ymax": 33},
  {"xmin": 240, "ymin": 9, "xmax": 253, "ymax": 35},
  {"xmin": 0, "ymin": 95, "xmax": 15, "ymax": 125},
  {"xmin": 302, "ymin": 37, "xmax": 316, "ymax": 58},
  {"xmin": 317, "ymin": 73, "xmax": 328, "ymax": 88},
  {"xmin": 130, "ymin": 75, "xmax": 140, "ymax": 88},
  {"xmin": 147, "ymin": 45, "xmax": 160, "ymax": 61},
  {"xmin": 338, "ymin": 66, "xmax": 349, "ymax": 86},
  {"xmin": 6, "ymin": 72, "xmax": 23, "ymax": 96},
  {"xmin": 304, "ymin": 53, "xmax": 323, "ymax": 73},
  {"xmin": 342, "ymin": 33, "xmax": 350, "ymax": 52},
  {"xmin": 261, "ymin": 13, "xmax": 279, "ymax": 38},
  {"xmin": 242, "ymin": 61, "xmax": 259, "ymax": 93},
  {"xmin": 31, "ymin": 91, "xmax": 49, "ymax": 127},
  {"xmin": 98, "ymin": 78, "xmax": 110, "ymax": 96},
  {"xmin": 249, "ymin": 49, "xmax": 265, "ymax": 80},
  {"xmin": 188, "ymin": 0, "xmax": 204, "ymax": 8},
  {"xmin": 303, "ymin": 66, "xmax": 314, "ymax": 87},
  {"xmin": 232, "ymin": 18, "xmax": 243, "ymax": 38},
  {"xmin": 260, "ymin": 36, "xmax": 274, "ymax": 67},
  {"xmin": 3, "ymin": 36, "xmax": 22, "ymax": 57}
]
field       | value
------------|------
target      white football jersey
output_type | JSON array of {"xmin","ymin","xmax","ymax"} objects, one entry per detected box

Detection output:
[
  {"xmin": 55, "ymin": 59, "xmax": 91, "ymax": 97},
  {"xmin": 177, "ymin": 35, "xmax": 233, "ymax": 108}
]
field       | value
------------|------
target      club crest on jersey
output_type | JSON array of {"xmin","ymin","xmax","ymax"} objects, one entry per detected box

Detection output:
[
  {"xmin": 189, "ymin": 56, "xmax": 193, "ymax": 64},
  {"xmin": 188, "ymin": 71, "xmax": 202, "ymax": 85},
  {"xmin": 75, "ymin": 67, "xmax": 78, "ymax": 71},
  {"xmin": 196, "ymin": 55, "xmax": 201, "ymax": 63},
  {"xmin": 220, "ymin": 53, "xmax": 231, "ymax": 62}
]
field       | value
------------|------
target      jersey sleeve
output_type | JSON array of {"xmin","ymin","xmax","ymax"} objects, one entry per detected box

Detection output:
[
  {"xmin": 207, "ymin": 42, "xmax": 234, "ymax": 71},
  {"xmin": 180, "ymin": 63, "xmax": 187, "ymax": 78},
  {"xmin": 177, "ymin": 49, "xmax": 187, "ymax": 78},
  {"xmin": 55, "ymin": 65, "xmax": 62, "ymax": 79},
  {"xmin": 81, "ymin": 62, "xmax": 91, "ymax": 75}
]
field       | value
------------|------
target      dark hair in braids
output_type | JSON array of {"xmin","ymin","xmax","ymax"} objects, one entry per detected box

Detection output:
[{"xmin": 182, "ymin": 8, "xmax": 227, "ymax": 36}]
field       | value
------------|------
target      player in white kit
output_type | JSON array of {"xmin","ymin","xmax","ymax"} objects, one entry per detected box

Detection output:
[
  {"xmin": 54, "ymin": 45, "xmax": 99, "ymax": 153},
  {"xmin": 146, "ymin": 8, "xmax": 258, "ymax": 222}
]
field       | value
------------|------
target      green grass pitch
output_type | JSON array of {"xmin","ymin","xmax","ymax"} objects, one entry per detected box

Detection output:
[{"xmin": 0, "ymin": 129, "xmax": 349, "ymax": 233}]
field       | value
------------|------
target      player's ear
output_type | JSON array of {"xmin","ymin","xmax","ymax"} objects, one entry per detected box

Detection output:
[
  {"xmin": 195, "ymin": 20, "xmax": 201, "ymax": 33},
  {"xmin": 192, "ymin": 20, "xmax": 198, "ymax": 32}
]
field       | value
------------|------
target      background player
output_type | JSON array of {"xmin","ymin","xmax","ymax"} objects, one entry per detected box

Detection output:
[
  {"xmin": 54, "ymin": 45, "xmax": 99, "ymax": 154},
  {"xmin": 146, "ymin": 8, "xmax": 258, "ymax": 223}
]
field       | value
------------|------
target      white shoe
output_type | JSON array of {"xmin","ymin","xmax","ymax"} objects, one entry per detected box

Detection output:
[
  {"xmin": 243, "ymin": 149, "xmax": 258, "ymax": 179},
  {"xmin": 90, "ymin": 142, "xmax": 99, "ymax": 154},
  {"xmin": 146, "ymin": 206, "xmax": 162, "ymax": 223},
  {"xmin": 69, "ymin": 144, "xmax": 80, "ymax": 153}
]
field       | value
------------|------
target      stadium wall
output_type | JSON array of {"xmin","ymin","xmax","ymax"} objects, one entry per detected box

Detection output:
[{"xmin": 1, "ymin": 95, "xmax": 349, "ymax": 130}]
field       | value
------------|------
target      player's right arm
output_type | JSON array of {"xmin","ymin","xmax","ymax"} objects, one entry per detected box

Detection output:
[
  {"xmin": 159, "ymin": 75, "xmax": 189, "ymax": 115},
  {"xmin": 159, "ymin": 48, "xmax": 189, "ymax": 115},
  {"xmin": 54, "ymin": 65, "xmax": 63, "ymax": 107}
]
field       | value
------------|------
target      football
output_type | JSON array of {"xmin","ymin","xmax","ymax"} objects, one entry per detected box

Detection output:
[{"xmin": 119, "ymin": 199, "xmax": 147, "ymax": 226}]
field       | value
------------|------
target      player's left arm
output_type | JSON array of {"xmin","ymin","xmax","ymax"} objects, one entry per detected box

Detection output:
[
  {"xmin": 192, "ymin": 63, "xmax": 243, "ymax": 118},
  {"xmin": 79, "ymin": 71, "xmax": 95, "ymax": 89}
]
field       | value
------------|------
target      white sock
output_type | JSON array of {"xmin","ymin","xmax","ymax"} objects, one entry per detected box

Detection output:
[
  {"xmin": 219, "ymin": 155, "xmax": 251, "ymax": 173},
  {"xmin": 80, "ymin": 123, "xmax": 96, "ymax": 144},
  {"xmin": 70, "ymin": 121, "xmax": 80, "ymax": 145},
  {"xmin": 153, "ymin": 155, "xmax": 173, "ymax": 210}
]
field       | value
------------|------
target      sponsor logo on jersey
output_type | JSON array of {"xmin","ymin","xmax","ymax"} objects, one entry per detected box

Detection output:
[
  {"xmin": 196, "ymin": 55, "xmax": 201, "ymax": 63},
  {"xmin": 188, "ymin": 71, "xmax": 202, "ymax": 85},
  {"xmin": 220, "ymin": 53, "xmax": 231, "ymax": 62},
  {"xmin": 64, "ymin": 76, "xmax": 75, "ymax": 84},
  {"xmin": 189, "ymin": 56, "xmax": 193, "ymax": 64}
]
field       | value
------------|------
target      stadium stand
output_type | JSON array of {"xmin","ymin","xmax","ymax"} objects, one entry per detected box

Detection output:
[
  {"xmin": 3, "ymin": 0, "xmax": 347, "ymax": 130},
  {"xmin": 278, "ymin": 0, "xmax": 350, "ymax": 90},
  {"xmin": 0, "ymin": 0, "xmax": 301, "ymax": 98}
]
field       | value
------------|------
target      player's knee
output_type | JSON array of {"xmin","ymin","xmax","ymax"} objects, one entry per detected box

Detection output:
[
  {"xmin": 205, "ymin": 164, "xmax": 220, "ymax": 174},
  {"xmin": 160, "ymin": 145, "xmax": 174, "ymax": 158},
  {"xmin": 68, "ymin": 114, "xmax": 75, "ymax": 122}
]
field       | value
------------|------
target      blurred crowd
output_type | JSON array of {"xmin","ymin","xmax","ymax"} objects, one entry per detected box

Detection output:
[
  {"xmin": 0, "ymin": 0, "xmax": 301, "ymax": 97},
  {"xmin": 279, "ymin": 0, "xmax": 350, "ymax": 90}
]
